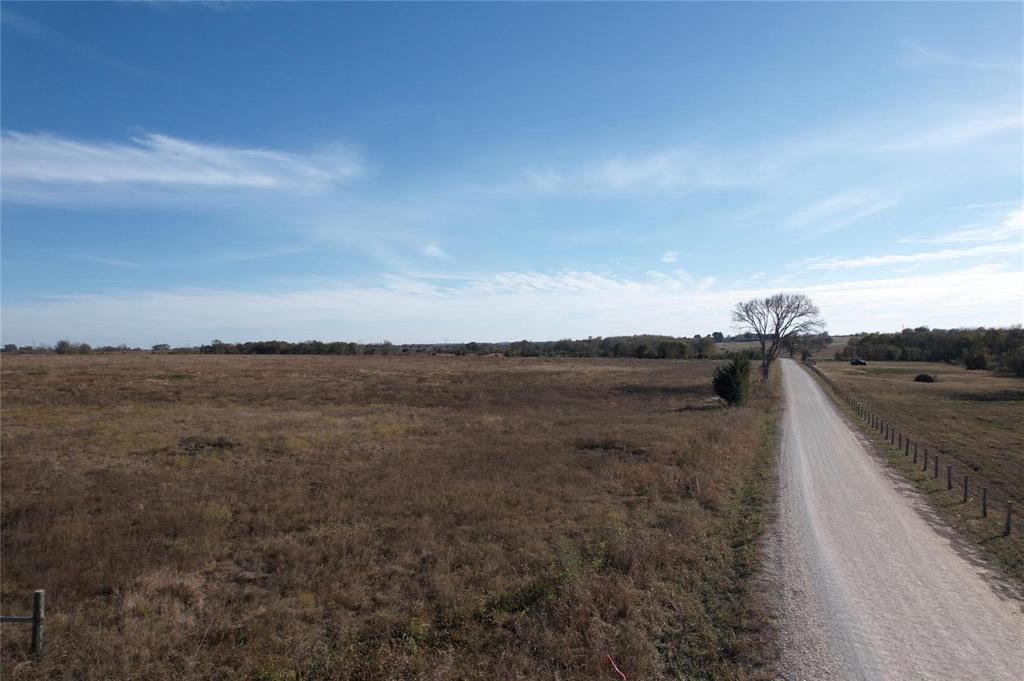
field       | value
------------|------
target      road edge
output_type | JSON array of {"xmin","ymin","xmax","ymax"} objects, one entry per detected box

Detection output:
[{"xmin": 797, "ymin": 359, "xmax": 1024, "ymax": 603}]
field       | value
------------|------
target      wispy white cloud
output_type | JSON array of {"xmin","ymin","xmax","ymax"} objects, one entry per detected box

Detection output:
[
  {"xmin": 524, "ymin": 147, "xmax": 761, "ymax": 197},
  {"xmin": 902, "ymin": 206, "xmax": 1024, "ymax": 244},
  {"xmin": 803, "ymin": 242, "xmax": 1022, "ymax": 271},
  {"xmin": 4, "ymin": 266, "xmax": 1021, "ymax": 346},
  {"xmin": 422, "ymin": 242, "xmax": 447, "ymax": 259},
  {"xmin": 661, "ymin": 251, "xmax": 679, "ymax": 263},
  {"xmin": 875, "ymin": 113, "xmax": 1021, "ymax": 153},
  {"xmin": 949, "ymin": 200, "xmax": 1021, "ymax": 212},
  {"xmin": 903, "ymin": 40, "xmax": 1021, "ymax": 72},
  {"xmin": 787, "ymin": 191, "xmax": 897, "ymax": 236},
  {"xmin": 1, "ymin": 7, "xmax": 161, "ymax": 79},
  {"xmin": 75, "ymin": 255, "xmax": 141, "ymax": 269},
  {"xmin": 1, "ymin": 131, "xmax": 362, "ymax": 202}
]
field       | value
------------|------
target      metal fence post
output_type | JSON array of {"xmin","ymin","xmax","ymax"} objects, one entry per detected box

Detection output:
[{"xmin": 31, "ymin": 589, "xmax": 44, "ymax": 659}]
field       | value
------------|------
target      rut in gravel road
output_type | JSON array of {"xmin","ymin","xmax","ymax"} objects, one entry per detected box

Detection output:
[{"xmin": 769, "ymin": 358, "xmax": 1024, "ymax": 681}]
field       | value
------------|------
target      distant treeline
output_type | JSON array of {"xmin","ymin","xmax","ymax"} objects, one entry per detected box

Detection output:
[
  {"xmin": 3, "ymin": 334, "xmax": 725, "ymax": 359},
  {"xmin": 194, "ymin": 334, "xmax": 722, "ymax": 359},
  {"xmin": 834, "ymin": 326, "xmax": 1024, "ymax": 375}
]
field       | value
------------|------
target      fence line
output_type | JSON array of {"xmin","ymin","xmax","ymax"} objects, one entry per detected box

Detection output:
[
  {"xmin": 0, "ymin": 589, "xmax": 44, "ymax": 658},
  {"xmin": 804, "ymin": 362, "xmax": 1015, "ymax": 537}
]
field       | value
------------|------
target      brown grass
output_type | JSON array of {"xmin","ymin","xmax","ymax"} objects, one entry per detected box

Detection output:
[
  {"xmin": 1, "ymin": 355, "xmax": 777, "ymax": 680},
  {"xmin": 714, "ymin": 336, "xmax": 852, "ymax": 360},
  {"xmin": 813, "ymin": 360, "xmax": 1023, "ymax": 582}
]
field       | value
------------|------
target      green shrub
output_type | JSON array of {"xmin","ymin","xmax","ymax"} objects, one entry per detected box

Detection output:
[
  {"xmin": 712, "ymin": 356, "xmax": 751, "ymax": 406},
  {"xmin": 999, "ymin": 348, "xmax": 1024, "ymax": 377},
  {"xmin": 963, "ymin": 348, "xmax": 990, "ymax": 370}
]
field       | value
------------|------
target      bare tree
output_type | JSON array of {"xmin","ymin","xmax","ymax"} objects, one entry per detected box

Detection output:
[{"xmin": 732, "ymin": 293, "xmax": 825, "ymax": 378}]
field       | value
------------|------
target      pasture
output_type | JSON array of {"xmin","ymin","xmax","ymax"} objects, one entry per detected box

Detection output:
[
  {"xmin": 715, "ymin": 336, "xmax": 852, "ymax": 361},
  {"xmin": 1, "ymin": 355, "xmax": 777, "ymax": 680}
]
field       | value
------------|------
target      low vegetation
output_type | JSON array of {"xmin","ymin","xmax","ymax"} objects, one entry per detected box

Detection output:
[
  {"xmin": 713, "ymin": 357, "xmax": 752, "ymax": 406},
  {"xmin": 1, "ymin": 355, "xmax": 778, "ymax": 679},
  {"xmin": 2, "ymin": 334, "xmax": 723, "ymax": 360},
  {"xmin": 813, "ymin": 360, "xmax": 1024, "ymax": 582}
]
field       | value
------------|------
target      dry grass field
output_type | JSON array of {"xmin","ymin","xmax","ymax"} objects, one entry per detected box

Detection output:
[
  {"xmin": 813, "ymin": 360, "xmax": 1024, "ymax": 581},
  {"xmin": 715, "ymin": 336, "xmax": 851, "ymax": 361},
  {"xmin": 1, "ymin": 355, "xmax": 778, "ymax": 680}
]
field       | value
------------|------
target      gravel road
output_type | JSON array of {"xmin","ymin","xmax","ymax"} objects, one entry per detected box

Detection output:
[{"xmin": 769, "ymin": 358, "xmax": 1024, "ymax": 680}]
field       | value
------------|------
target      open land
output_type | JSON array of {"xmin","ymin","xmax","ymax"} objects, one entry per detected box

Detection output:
[
  {"xmin": 714, "ymin": 336, "xmax": 852, "ymax": 361},
  {"xmin": 1, "ymin": 355, "xmax": 777, "ymax": 680}
]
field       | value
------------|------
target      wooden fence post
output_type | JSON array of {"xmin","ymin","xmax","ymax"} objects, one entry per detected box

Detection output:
[
  {"xmin": 923, "ymin": 449, "xmax": 928, "ymax": 471},
  {"xmin": 31, "ymin": 589, "xmax": 44, "ymax": 659},
  {"xmin": 963, "ymin": 475, "xmax": 969, "ymax": 503},
  {"xmin": 933, "ymin": 454, "xmax": 938, "ymax": 479},
  {"xmin": 914, "ymin": 442, "xmax": 918, "ymax": 459},
  {"xmin": 947, "ymin": 465, "xmax": 952, "ymax": 490},
  {"xmin": 913, "ymin": 445, "xmax": 918, "ymax": 464},
  {"xmin": 982, "ymin": 488, "xmax": 987, "ymax": 518},
  {"xmin": 899, "ymin": 433, "xmax": 902, "ymax": 449},
  {"xmin": 905, "ymin": 439, "xmax": 910, "ymax": 456}
]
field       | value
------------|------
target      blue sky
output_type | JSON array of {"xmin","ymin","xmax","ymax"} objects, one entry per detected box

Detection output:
[{"xmin": 2, "ymin": 2, "xmax": 1022, "ymax": 346}]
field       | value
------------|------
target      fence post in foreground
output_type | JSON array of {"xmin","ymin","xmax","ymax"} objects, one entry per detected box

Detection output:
[
  {"xmin": 1006, "ymin": 502, "xmax": 1014, "ymax": 537},
  {"xmin": 913, "ymin": 446, "xmax": 918, "ymax": 464},
  {"xmin": 947, "ymin": 465, "xmax": 952, "ymax": 490},
  {"xmin": 963, "ymin": 476, "xmax": 969, "ymax": 503},
  {"xmin": 982, "ymin": 488, "xmax": 988, "ymax": 518},
  {"xmin": 31, "ymin": 589, "xmax": 44, "ymax": 659},
  {"xmin": 933, "ymin": 455, "xmax": 938, "ymax": 479}
]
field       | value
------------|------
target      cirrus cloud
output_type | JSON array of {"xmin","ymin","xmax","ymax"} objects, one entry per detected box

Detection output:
[{"xmin": 1, "ymin": 130, "xmax": 362, "ymax": 203}]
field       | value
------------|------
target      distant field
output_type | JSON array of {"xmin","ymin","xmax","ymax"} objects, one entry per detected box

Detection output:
[
  {"xmin": 716, "ymin": 336, "xmax": 852, "ymax": 360},
  {"xmin": 813, "ymin": 360, "xmax": 1024, "ymax": 581},
  {"xmin": 1, "ymin": 355, "xmax": 777, "ymax": 680}
]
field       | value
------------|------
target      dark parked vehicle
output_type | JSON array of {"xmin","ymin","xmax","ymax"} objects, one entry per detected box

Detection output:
[{"xmin": 850, "ymin": 358, "xmax": 868, "ymax": 366}]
